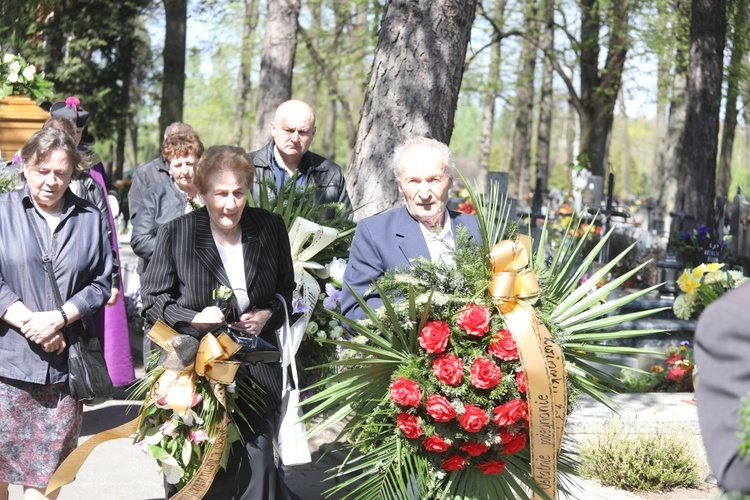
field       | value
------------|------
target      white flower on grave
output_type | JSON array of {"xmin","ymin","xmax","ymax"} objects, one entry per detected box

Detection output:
[
  {"xmin": 6, "ymin": 73, "xmax": 18, "ymax": 83},
  {"xmin": 673, "ymin": 293, "xmax": 696, "ymax": 320},
  {"xmin": 2, "ymin": 54, "xmax": 14, "ymax": 63},
  {"xmin": 729, "ymin": 270, "xmax": 748, "ymax": 286},
  {"xmin": 316, "ymin": 330, "xmax": 327, "ymax": 340},
  {"xmin": 21, "ymin": 65, "xmax": 35, "ymax": 81},
  {"xmin": 326, "ymin": 257, "xmax": 347, "ymax": 284},
  {"xmin": 703, "ymin": 270, "xmax": 724, "ymax": 286},
  {"xmin": 8, "ymin": 61, "xmax": 20, "ymax": 73},
  {"xmin": 305, "ymin": 321, "xmax": 319, "ymax": 334}
]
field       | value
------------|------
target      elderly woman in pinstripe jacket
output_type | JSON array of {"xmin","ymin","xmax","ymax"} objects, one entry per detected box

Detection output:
[{"xmin": 140, "ymin": 145, "xmax": 297, "ymax": 500}]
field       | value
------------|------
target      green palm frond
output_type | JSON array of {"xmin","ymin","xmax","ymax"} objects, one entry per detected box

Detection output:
[{"xmin": 300, "ymin": 283, "xmax": 423, "ymax": 442}]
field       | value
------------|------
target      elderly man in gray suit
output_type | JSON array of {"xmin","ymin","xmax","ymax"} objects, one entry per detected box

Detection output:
[
  {"xmin": 340, "ymin": 136, "xmax": 481, "ymax": 322},
  {"xmin": 695, "ymin": 281, "xmax": 750, "ymax": 493}
]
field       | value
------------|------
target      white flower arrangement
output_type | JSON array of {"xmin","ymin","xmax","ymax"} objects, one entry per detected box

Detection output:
[{"xmin": 1, "ymin": 53, "xmax": 53, "ymax": 100}]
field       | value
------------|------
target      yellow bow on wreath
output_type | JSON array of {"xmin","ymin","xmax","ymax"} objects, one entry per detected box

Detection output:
[{"xmin": 488, "ymin": 235, "xmax": 567, "ymax": 500}]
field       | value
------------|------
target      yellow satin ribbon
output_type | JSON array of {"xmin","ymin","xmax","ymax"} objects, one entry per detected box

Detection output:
[
  {"xmin": 489, "ymin": 235, "xmax": 567, "ymax": 500},
  {"xmin": 46, "ymin": 320, "xmax": 242, "ymax": 498}
]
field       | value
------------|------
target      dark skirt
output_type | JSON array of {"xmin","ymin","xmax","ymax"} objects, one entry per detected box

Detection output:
[{"xmin": 0, "ymin": 376, "xmax": 82, "ymax": 488}]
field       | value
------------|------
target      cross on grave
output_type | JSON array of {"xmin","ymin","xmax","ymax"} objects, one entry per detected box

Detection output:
[
  {"xmin": 669, "ymin": 193, "xmax": 696, "ymax": 233},
  {"xmin": 590, "ymin": 172, "xmax": 629, "ymax": 263},
  {"xmin": 727, "ymin": 188, "xmax": 750, "ymax": 272}
]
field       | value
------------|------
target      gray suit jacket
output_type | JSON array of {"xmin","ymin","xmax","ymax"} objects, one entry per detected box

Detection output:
[
  {"xmin": 130, "ymin": 180, "xmax": 187, "ymax": 271},
  {"xmin": 340, "ymin": 206, "xmax": 481, "ymax": 321},
  {"xmin": 695, "ymin": 280, "xmax": 750, "ymax": 493}
]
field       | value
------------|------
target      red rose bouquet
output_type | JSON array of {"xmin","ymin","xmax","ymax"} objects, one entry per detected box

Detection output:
[{"xmin": 300, "ymin": 183, "xmax": 663, "ymax": 499}]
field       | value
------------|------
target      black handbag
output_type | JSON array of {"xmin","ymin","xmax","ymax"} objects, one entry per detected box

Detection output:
[{"xmin": 26, "ymin": 208, "xmax": 114, "ymax": 405}]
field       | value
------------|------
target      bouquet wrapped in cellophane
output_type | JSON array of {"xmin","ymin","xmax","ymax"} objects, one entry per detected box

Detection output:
[{"xmin": 299, "ymin": 178, "xmax": 666, "ymax": 499}]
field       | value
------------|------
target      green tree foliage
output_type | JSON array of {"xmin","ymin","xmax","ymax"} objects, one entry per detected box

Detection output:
[{"xmin": 4, "ymin": 0, "xmax": 152, "ymax": 144}]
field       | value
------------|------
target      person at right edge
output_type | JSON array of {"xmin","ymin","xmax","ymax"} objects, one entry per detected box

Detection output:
[
  {"xmin": 140, "ymin": 145, "xmax": 298, "ymax": 499},
  {"xmin": 695, "ymin": 279, "xmax": 750, "ymax": 494}
]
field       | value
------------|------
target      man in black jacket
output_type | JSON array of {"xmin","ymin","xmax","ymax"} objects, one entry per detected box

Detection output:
[{"xmin": 250, "ymin": 100, "xmax": 352, "ymax": 217}]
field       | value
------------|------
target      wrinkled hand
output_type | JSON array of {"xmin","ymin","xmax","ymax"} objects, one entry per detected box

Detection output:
[
  {"xmin": 192, "ymin": 306, "xmax": 225, "ymax": 324},
  {"xmin": 107, "ymin": 287, "xmax": 120, "ymax": 306},
  {"xmin": 232, "ymin": 308, "xmax": 272, "ymax": 336},
  {"xmin": 21, "ymin": 310, "xmax": 64, "ymax": 344},
  {"xmin": 42, "ymin": 331, "xmax": 67, "ymax": 355}
]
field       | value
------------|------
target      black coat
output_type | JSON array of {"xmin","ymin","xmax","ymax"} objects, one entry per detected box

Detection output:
[{"xmin": 140, "ymin": 205, "xmax": 295, "ymax": 411}]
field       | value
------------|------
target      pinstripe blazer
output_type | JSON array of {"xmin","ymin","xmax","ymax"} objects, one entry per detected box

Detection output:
[{"xmin": 141, "ymin": 205, "xmax": 295, "ymax": 410}]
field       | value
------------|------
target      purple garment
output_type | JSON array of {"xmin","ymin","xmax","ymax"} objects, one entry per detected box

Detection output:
[{"xmin": 86, "ymin": 160, "xmax": 136, "ymax": 386}]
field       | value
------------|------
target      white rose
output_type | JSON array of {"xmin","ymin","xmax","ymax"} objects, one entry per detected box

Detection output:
[
  {"xmin": 8, "ymin": 61, "xmax": 20, "ymax": 73},
  {"xmin": 22, "ymin": 65, "xmax": 36, "ymax": 80},
  {"xmin": 327, "ymin": 257, "xmax": 347, "ymax": 284},
  {"xmin": 7, "ymin": 73, "xmax": 18, "ymax": 83},
  {"xmin": 3, "ymin": 54, "xmax": 14, "ymax": 63},
  {"xmin": 316, "ymin": 330, "xmax": 327, "ymax": 340},
  {"xmin": 330, "ymin": 329, "xmax": 342, "ymax": 340}
]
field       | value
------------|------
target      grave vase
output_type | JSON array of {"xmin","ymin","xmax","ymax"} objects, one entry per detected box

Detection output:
[{"xmin": 0, "ymin": 95, "xmax": 49, "ymax": 162}]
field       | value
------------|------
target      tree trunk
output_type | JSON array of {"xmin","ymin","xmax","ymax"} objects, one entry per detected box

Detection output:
[
  {"xmin": 716, "ymin": 0, "xmax": 746, "ymax": 198},
  {"xmin": 618, "ymin": 88, "xmax": 631, "ymax": 197},
  {"xmin": 159, "ymin": 0, "xmax": 187, "ymax": 140},
  {"xmin": 305, "ymin": 0, "xmax": 322, "ymax": 109},
  {"xmin": 744, "ymin": 59, "xmax": 750, "ymax": 192},
  {"xmin": 656, "ymin": 0, "xmax": 690, "ymax": 227},
  {"xmin": 578, "ymin": 0, "xmax": 629, "ymax": 177},
  {"xmin": 251, "ymin": 0, "xmax": 301, "ymax": 150},
  {"xmin": 652, "ymin": 48, "xmax": 669, "ymax": 200},
  {"xmin": 232, "ymin": 0, "xmax": 260, "ymax": 149},
  {"xmin": 478, "ymin": 0, "xmax": 506, "ymax": 173},
  {"xmin": 322, "ymin": 97, "xmax": 337, "ymax": 160},
  {"xmin": 673, "ymin": 0, "xmax": 726, "ymax": 233},
  {"xmin": 510, "ymin": 0, "xmax": 539, "ymax": 200},
  {"xmin": 536, "ymin": 0, "xmax": 554, "ymax": 195},
  {"xmin": 347, "ymin": 0, "xmax": 478, "ymax": 219},
  {"xmin": 565, "ymin": 97, "xmax": 578, "ymax": 167}
]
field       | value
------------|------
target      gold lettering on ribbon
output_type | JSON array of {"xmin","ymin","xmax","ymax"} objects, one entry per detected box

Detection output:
[
  {"xmin": 489, "ymin": 235, "xmax": 567, "ymax": 500},
  {"xmin": 45, "ymin": 320, "xmax": 242, "ymax": 497}
]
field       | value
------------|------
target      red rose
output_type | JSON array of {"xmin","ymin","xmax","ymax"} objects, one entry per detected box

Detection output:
[
  {"xmin": 492, "ymin": 399, "xmax": 528, "ymax": 427},
  {"xmin": 458, "ymin": 441, "xmax": 490, "ymax": 457},
  {"xmin": 500, "ymin": 430, "xmax": 527, "ymax": 454},
  {"xmin": 440, "ymin": 453, "xmax": 466, "ymax": 471},
  {"xmin": 488, "ymin": 329, "xmax": 519, "ymax": 361},
  {"xmin": 396, "ymin": 412, "xmax": 423, "ymax": 439},
  {"xmin": 458, "ymin": 404, "xmax": 488, "ymax": 433},
  {"xmin": 433, "ymin": 354, "xmax": 464, "ymax": 386},
  {"xmin": 426, "ymin": 394, "xmax": 457, "ymax": 422},
  {"xmin": 470, "ymin": 357, "xmax": 502, "ymax": 389},
  {"xmin": 477, "ymin": 459, "xmax": 507, "ymax": 475},
  {"xmin": 516, "ymin": 370, "xmax": 527, "ymax": 393},
  {"xmin": 390, "ymin": 376, "xmax": 422, "ymax": 407},
  {"xmin": 456, "ymin": 303, "xmax": 492, "ymax": 337},
  {"xmin": 423, "ymin": 434, "xmax": 451, "ymax": 452},
  {"xmin": 418, "ymin": 320, "xmax": 452, "ymax": 353},
  {"xmin": 666, "ymin": 365, "xmax": 689, "ymax": 382}
]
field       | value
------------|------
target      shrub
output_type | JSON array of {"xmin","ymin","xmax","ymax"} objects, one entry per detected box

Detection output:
[{"xmin": 578, "ymin": 420, "xmax": 701, "ymax": 492}]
